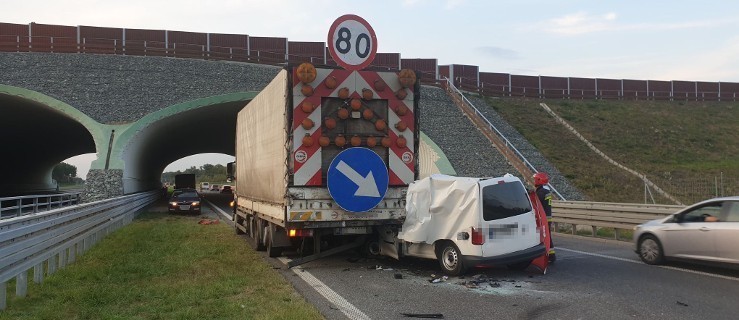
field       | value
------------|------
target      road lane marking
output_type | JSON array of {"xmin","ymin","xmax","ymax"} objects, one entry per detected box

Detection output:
[
  {"xmin": 558, "ymin": 247, "xmax": 739, "ymax": 282},
  {"xmin": 204, "ymin": 198, "xmax": 232, "ymax": 221},
  {"xmin": 278, "ymin": 257, "xmax": 371, "ymax": 320}
]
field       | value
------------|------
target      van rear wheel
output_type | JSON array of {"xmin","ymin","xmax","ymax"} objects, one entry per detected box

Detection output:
[{"xmin": 437, "ymin": 242, "xmax": 466, "ymax": 276}]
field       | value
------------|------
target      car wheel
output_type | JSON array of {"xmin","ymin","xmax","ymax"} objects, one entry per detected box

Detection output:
[
  {"xmin": 437, "ymin": 241, "xmax": 466, "ymax": 276},
  {"xmin": 638, "ymin": 235, "xmax": 665, "ymax": 265},
  {"xmin": 507, "ymin": 260, "xmax": 532, "ymax": 271}
]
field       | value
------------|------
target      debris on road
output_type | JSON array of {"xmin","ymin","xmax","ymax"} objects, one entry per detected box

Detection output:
[
  {"xmin": 400, "ymin": 313, "xmax": 444, "ymax": 318},
  {"xmin": 428, "ymin": 274, "xmax": 448, "ymax": 283},
  {"xmin": 677, "ymin": 301, "xmax": 689, "ymax": 307},
  {"xmin": 198, "ymin": 219, "xmax": 219, "ymax": 225},
  {"xmin": 394, "ymin": 273, "xmax": 403, "ymax": 279}
]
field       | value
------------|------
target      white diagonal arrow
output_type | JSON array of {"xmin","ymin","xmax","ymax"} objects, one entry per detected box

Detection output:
[{"xmin": 336, "ymin": 161, "xmax": 381, "ymax": 197}]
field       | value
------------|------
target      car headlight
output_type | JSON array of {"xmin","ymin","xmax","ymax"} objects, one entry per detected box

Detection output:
[
  {"xmin": 633, "ymin": 225, "xmax": 642, "ymax": 231},
  {"xmin": 169, "ymin": 202, "xmax": 178, "ymax": 206},
  {"xmin": 192, "ymin": 201, "xmax": 200, "ymax": 206}
]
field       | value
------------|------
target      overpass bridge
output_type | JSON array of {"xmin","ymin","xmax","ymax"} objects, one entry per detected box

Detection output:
[{"xmin": 0, "ymin": 52, "xmax": 583, "ymax": 201}]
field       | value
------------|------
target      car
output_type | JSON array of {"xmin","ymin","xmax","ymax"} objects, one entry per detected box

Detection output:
[
  {"xmin": 220, "ymin": 185, "xmax": 233, "ymax": 193},
  {"xmin": 168, "ymin": 189, "xmax": 203, "ymax": 213},
  {"xmin": 200, "ymin": 182, "xmax": 210, "ymax": 192},
  {"xmin": 210, "ymin": 184, "xmax": 220, "ymax": 191},
  {"xmin": 634, "ymin": 196, "xmax": 739, "ymax": 266}
]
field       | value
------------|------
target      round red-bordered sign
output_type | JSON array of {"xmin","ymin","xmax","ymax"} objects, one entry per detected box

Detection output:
[{"xmin": 327, "ymin": 14, "xmax": 377, "ymax": 71}]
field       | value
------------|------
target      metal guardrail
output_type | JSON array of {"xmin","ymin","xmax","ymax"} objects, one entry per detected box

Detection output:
[
  {"xmin": 0, "ymin": 191, "xmax": 159, "ymax": 310},
  {"xmin": 0, "ymin": 192, "xmax": 82, "ymax": 220},
  {"xmin": 551, "ymin": 201, "xmax": 685, "ymax": 240},
  {"xmin": 442, "ymin": 77, "xmax": 567, "ymax": 200}
]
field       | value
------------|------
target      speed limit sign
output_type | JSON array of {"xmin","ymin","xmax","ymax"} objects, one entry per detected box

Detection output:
[{"xmin": 327, "ymin": 14, "xmax": 378, "ymax": 71}]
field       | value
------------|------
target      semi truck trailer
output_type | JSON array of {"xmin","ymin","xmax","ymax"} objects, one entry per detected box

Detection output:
[{"xmin": 229, "ymin": 63, "xmax": 420, "ymax": 266}]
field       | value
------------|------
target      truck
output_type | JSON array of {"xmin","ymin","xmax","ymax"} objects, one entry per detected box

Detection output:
[
  {"xmin": 174, "ymin": 174, "xmax": 196, "ymax": 190},
  {"xmin": 376, "ymin": 174, "xmax": 551, "ymax": 275},
  {"xmin": 229, "ymin": 63, "xmax": 419, "ymax": 266}
]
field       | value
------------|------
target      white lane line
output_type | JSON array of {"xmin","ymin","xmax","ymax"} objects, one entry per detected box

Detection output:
[
  {"xmin": 277, "ymin": 257, "xmax": 371, "ymax": 320},
  {"xmin": 204, "ymin": 198, "xmax": 232, "ymax": 221},
  {"xmin": 558, "ymin": 247, "xmax": 739, "ymax": 282}
]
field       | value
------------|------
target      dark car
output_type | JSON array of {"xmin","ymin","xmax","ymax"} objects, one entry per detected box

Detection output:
[
  {"xmin": 210, "ymin": 184, "xmax": 220, "ymax": 191},
  {"xmin": 168, "ymin": 190, "xmax": 202, "ymax": 213},
  {"xmin": 220, "ymin": 185, "xmax": 233, "ymax": 194}
]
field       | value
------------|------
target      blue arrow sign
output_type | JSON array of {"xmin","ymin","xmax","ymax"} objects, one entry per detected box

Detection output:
[{"xmin": 327, "ymin": 147, "xmax": 389, "ymax": 212}]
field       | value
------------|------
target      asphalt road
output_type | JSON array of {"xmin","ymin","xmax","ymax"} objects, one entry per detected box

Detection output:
[{"xmin": 202, "ymin": 194, "xmax": 739, "ymax": 320}]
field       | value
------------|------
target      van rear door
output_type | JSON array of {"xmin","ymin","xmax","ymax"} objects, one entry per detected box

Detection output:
[{"xmin": 478, "ymin": 177, "xmax": 540, "ymax": 257}]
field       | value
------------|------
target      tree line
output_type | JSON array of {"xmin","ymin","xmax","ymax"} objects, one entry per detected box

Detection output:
[{"xmin": 160, "ymin": 164, "xmax": 230, "ymax": 185}]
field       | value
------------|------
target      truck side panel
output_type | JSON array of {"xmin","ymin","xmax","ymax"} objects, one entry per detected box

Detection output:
[{"xmin": 235, "ymin": 69, "xmax": 289, "ymax": 207}]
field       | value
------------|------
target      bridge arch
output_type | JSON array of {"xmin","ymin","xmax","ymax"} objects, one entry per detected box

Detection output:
[
  {"xmin": 0, "ymin": 85, "xmax": 104, "ymax": 196},
  {"xmin": 110, "ymin": 92, "xmax": 258, "ymax": 193}
]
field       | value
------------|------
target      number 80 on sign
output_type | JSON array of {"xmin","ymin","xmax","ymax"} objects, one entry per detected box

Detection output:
[{"xmin": 327, "ymin": 14, "xmax": 378, "ymax": 71}]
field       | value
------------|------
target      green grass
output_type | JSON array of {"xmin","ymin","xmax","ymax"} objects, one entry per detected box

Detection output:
[
  {"xmin": 482, "ymin": 97, "xmax": 739, "ymax": 203},
  {"xmin": 0, "ymin": 212, "xmax": 323, "ymax": 320}
]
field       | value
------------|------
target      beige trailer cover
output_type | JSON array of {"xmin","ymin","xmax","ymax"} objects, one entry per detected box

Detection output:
[
  {"xmin": 398, "ymin": 174, "xmax": 481, "ymax": 243},
  {"xmin": 235, "ymin": 70, "xmax": 289, "ymax": 204}
]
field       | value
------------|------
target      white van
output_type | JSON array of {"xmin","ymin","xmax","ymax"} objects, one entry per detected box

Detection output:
[
  {"xmin": 200, "ymin": 182, "xmax": 210, "ymax": 192},
  {"xmin": 379, "ymin": 174, "xmax": 546, "ymax": 275}
]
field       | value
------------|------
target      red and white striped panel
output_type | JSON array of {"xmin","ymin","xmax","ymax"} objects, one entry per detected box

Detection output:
[
  {"xmin": 291, "ymin": 68, "xmax": 416, "ymax": 186},
  {"xmin": 358, "ymin": 71, "xmax": 416, "ymax": 185}
]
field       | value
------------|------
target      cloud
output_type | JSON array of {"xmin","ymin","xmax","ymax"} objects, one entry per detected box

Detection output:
[
  {"xmin": 544, "ymin": 11, "xmax": 736, "ymax": 36},
  {"xmin": 547, "ymin": 11, "xmax": 618, "ymax": 35},
  {"xmin": 401, "ymin": 0, "xmax": 464, "ymax": 9},
  {"xmin": 476, "ymin": 46, "xmax": 521, "ymax": 60}
]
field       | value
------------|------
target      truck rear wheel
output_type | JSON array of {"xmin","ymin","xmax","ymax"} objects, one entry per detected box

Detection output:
[
  {"xmin": 437, "ymin": 241, "xmax": 466, "ymax": 276},
  {"xmin": 252, "ymin": 217, "xmax": 266, "ymax": 251},
  {"xmin": 267, "ymin": 236, "xmax": 283, "ymax": 257}
]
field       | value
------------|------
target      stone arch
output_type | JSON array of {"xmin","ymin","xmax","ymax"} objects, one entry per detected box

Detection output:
[
  {"xmin": 0, "ymin": 84, "xmax": 103, "ymax": 196},
  {"xmin": 109, "ymin": 92, "xmax": 258, "ymax": 194}
]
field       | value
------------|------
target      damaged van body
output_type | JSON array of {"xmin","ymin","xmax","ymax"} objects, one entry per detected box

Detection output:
[{"xmin": 379, "ymin": 174, "xmax": 547, "ymax": 275}]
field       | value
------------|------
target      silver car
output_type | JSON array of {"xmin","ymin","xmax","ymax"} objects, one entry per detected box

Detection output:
[{"xmin": 634, "ymin": 196, "xmax": 739, "ymax": 265}]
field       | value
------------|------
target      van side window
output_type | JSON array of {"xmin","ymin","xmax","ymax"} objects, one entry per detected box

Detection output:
[{"xmin": 482, "ymin": 182, "xmax": 532, "ymax": 221}]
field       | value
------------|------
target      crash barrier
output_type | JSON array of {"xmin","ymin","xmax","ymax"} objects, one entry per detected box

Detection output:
[
  {"xmin": 0, "ymin": 192, "xmax": 82, "ymax": 220},
  {"xmin": 0, "ymin": 190, "xmax": 159, "ymax": 310},
  {"xmin": 551, "ymin": 201, "xmax": 685, "ymax": 240}
]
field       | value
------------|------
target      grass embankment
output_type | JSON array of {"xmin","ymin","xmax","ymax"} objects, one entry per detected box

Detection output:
[
  {"xmin": 0, "ymin": 212, "xmax": 323, "ymax": 320},
  {"xmin": 484, "ymin": 97, "xmax": 739, "ymax": 204}
]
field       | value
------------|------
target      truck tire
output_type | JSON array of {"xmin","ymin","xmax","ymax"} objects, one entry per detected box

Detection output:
[
  {"xmin": 436, "ymin": 241, "xmax": 466, "ymax": 276},
  {"xmin": 267, "ymin": 236, "xmax": 283, "ymax": 257},
  {"xmin": 252, "ymin": 218, "xmax": 266, "ymax": 251}
]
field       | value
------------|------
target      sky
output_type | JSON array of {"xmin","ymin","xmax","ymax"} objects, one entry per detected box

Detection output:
[{"xmin": 5, "ymin": 0, "xmax": 739, "ymax": 177}]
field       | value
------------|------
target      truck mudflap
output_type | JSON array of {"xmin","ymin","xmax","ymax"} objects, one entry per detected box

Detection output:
[{"xmin": 460, "ymin": 243, "xmax": 546, "ymax": 267}]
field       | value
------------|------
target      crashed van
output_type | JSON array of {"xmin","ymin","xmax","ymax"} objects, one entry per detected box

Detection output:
[{"xmin": 378, "ymin": 174, "xmax": 547, "ymax": 275}]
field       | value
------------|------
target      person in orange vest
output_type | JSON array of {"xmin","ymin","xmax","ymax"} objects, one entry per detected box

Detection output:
[{"xmin": 534, "ymin": 172, "xmax": 556, "ymax": 262}]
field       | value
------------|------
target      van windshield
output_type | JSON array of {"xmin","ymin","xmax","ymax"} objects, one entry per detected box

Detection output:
[{"xmin": 482, "ymin": 182, "xmax": 532, "ymax": 221}]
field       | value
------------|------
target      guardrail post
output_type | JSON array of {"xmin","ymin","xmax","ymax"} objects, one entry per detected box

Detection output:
[
  {"xmin": 59, "ymin": 249, "xmax": 67, "ymax": 269},
  {"xmin": 33, "ymin": 263, "xmax": 44, "ymax": 283},
  {"xmin": 48, "ymin": 256, "xmax": 57, "ymax": 275},
  {"xmin": 1, "ymin": 282, "xmax": 6, "ymax": 310},
  {"xmin": 16, "ymin": 271, "xmax": 28, "ymax": 298},
  {"xmin": 68, "ymin": 244, "xmax": 76, "ymax": 264}
]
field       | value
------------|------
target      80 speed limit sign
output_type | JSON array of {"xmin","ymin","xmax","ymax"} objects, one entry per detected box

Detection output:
[{"xmin": 327, "ymin": 14, "xmax": 377, "ymax": 71}]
